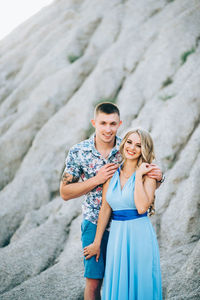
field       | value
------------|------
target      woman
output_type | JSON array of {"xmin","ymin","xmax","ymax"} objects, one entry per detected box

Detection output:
[{"xmin": 84, "ymin": 129, "xmax": 162, "ymax": 300}]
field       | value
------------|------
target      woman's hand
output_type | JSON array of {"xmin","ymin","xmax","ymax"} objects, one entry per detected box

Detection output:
[
  {"xmin": 83, "ymin": 243, "xmax": 101, "ymax": 262},
  {"xmin": 137, "ymin": 163, "xmax": 155, "ymax": 177}
]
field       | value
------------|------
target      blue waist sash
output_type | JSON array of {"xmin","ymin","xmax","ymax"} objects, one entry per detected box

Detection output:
[{"xmin": 112, "ymin": 209, "xmax": 147, "ymax": 221}]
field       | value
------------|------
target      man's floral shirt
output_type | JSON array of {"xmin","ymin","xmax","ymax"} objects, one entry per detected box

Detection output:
[{"xmin": 64, "ymin": 135, "xmax": 122, "ymax": 225}]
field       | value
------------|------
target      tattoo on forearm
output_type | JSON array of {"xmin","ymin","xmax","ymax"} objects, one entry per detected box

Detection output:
[{"xmin": 62, "ymin": 172, "xmax": 79, "ymax": 185}]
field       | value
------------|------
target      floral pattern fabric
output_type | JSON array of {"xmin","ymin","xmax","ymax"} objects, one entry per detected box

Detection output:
[{"xmin": 64, "ymin": 135, "xmax": 122, "ymax": 224}]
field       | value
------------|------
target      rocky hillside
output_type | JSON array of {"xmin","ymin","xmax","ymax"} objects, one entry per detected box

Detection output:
[{"xmin": 0, "ymin": 0, "xmax": 200, "ymax": 299}]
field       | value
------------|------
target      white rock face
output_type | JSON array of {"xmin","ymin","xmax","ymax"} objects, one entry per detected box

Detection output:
[{"xmin": 0, "ymin": 0, "xmax": 200, "ymax": 299}]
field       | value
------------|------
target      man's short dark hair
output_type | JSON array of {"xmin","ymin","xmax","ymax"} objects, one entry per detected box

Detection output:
[{"xmin": 94, "ymin": 102, "xmax": 120, "ymax": 118}]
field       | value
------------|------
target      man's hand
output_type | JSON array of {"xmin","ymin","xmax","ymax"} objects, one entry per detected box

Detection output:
[
  {"xmin": 84, "ymin": 243, "xmax": 101, "ymax": 262},
  {"xmin": 146, "ymin": 164, "xmax": 162, "ymax": 181},
  {"xmin": 95, "ymin": 163, "xmax": 118, "ymax": 185}
]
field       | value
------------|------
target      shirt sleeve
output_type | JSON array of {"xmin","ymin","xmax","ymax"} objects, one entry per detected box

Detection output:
[{"xmin": 63, "ymin": 147, "xmax": 82, "ymax": 179}]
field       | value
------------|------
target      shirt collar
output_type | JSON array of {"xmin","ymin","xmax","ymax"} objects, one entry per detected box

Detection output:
[
  {"xmin": 110, "ymin": 135, "xmax": 121, "ymax": 156},
  {"xmin": 88, "ymin": 134, "xmax": 121, "ymax": 157}
]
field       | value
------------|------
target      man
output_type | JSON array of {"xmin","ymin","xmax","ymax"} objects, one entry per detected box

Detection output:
[{"xmin": 60, "ymin": 102, "xmax": 162, "ymax": 300}]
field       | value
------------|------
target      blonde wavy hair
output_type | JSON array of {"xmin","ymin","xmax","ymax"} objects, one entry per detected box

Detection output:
[{"xmin": 119, "ymin": 128, "xmax": 156, "ymax": 215}]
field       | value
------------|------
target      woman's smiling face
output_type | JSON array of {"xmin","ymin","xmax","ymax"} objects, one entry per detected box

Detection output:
[{"xmin": 123, "ymin": 132, "xmax": 142, "ymax": 160}]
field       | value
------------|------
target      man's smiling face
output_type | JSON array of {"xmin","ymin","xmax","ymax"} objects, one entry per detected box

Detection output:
[{"xmin": 91, "ymin": 112, "xmax": 122, "ymax": 144}]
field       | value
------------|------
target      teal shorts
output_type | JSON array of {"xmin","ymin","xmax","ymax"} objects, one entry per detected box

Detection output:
[{"xmin": 81, "ymin": 219, "xmax": 109, "ymax": 279}]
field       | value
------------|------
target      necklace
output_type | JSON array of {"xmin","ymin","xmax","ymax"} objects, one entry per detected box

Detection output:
[
  {"xmin": 103, "ymin": 152, "xmax": 110, "ymax": 159},
  {"xmin": 121, "ymin": 167, "xmax": 136, "ymax": 179},
  {"xmin": 94, "ymin": 137, "xmax": 111, "ymax": 159},
  {"xmin": 121, "ymin": 169, "xmax": 133, "ymax": 179}
]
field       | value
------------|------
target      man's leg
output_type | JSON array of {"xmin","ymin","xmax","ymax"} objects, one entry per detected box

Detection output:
[
  {"xmin": 84, "ymin": 278, "xmax": 102, "ymax": 300},
  {"xmin": 81, "ymin": 220, "xmax": 109, "ymax": 299}
]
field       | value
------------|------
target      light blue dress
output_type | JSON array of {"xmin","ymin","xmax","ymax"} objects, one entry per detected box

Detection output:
[{"xmin": 102, "ymin": 169, "xmax": 162, "ymax": 300}]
